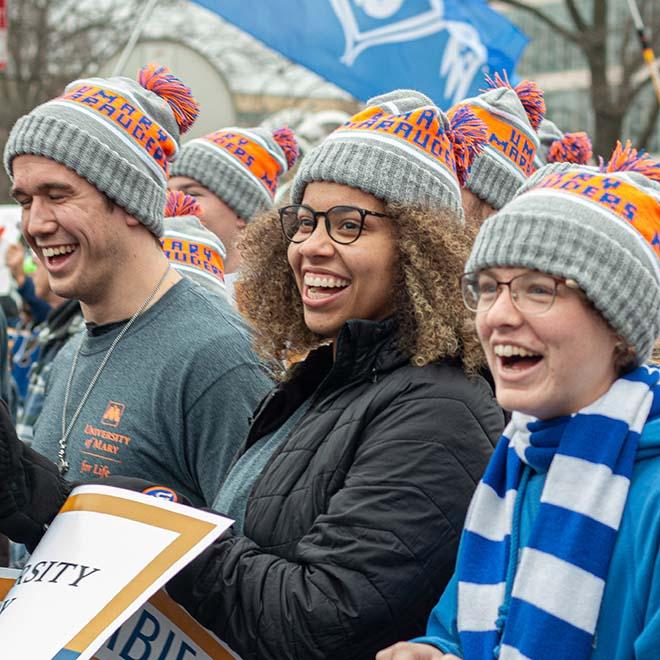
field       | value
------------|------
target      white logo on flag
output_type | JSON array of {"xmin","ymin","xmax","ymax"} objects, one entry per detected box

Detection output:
[{"xmin": 330, "ymin": 0, "xmax": 487, "ymax": 103}]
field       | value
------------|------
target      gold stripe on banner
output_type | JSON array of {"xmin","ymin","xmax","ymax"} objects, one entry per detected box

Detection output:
[
  {"xmin": 60, "ymin": 492, "xmax": 216, "ymax": 653},
  {"xmin": 0, "ymin": 577, "xmax": 14, "ymax": 600},
  {"xmin": 149, "ymin": 589, "xmax": 236, "ymax": 658}
]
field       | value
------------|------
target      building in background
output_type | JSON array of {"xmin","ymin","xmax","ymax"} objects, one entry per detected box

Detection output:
[{"xmin": 494, "ymin": 0, "xmax": 660, "ymax": 156}]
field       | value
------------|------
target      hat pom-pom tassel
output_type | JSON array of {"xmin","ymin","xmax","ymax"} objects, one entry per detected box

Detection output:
[
  {"xmin": 273, "ymin": 127, "xmax": 300, "ymax": 170},
  {"xmin": 601, "ymin": 140, "xmax": 660, "ymax": 182},
  {"xmin": 448, "ymin": 106, "xmax": 487, "ymax": 187},
  {"xmin": 485, "ymin": 72, "xmax": 546, "ymax": 130},
  {"xmin": 138, "ymin": 63, "xmax": 200, "ymax": 134},
  {"xmin": 548, "ymin": 132, "xmax": 592, "ymax": 164},
  {"xmin": 165, "ymin": 190, "xmax": 202, "ymax": 218}
]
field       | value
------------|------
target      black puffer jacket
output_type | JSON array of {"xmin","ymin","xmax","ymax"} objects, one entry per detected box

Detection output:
[{"xmin": 169, "ymin": 318, "xmax": 503, "ymax": 659}]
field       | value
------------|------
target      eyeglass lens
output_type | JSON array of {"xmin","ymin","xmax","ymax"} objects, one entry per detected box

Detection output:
[
  {"xmin": 462, "ymin": 272, "xmax": 559, "ymax": 314},
  {"xmin": 281, "ymin": 205, "xmax": 364, "ymax": 244}
]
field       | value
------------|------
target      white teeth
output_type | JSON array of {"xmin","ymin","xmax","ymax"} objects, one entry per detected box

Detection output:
[
  {"xmin": 43, "ymin": 245, "xmax": 77, "ymax": 258},
  {"xmin": 303, "ymin": 273, "xmax": 350, "ymax": 288},
  {"xmin": 307, "ymin": 288, "xmax": 334, "ymax": 300},
  {"xmin": 494, "ymin": 345, "xmax": 541, "ymax": 358}
]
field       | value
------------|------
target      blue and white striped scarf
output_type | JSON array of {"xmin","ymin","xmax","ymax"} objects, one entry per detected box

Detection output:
[{"xmin": 457, "ymin": 365, "xmax": 660, "ymax": 660}]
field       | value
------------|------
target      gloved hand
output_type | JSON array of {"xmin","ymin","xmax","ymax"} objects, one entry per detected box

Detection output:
[
  {"xmin": 0, "ymin": 398, "xmax": 194, "ymax": 552},
  {"xmin": 0, "ymin": 400, "xmax": 73, "ymax": 551}
]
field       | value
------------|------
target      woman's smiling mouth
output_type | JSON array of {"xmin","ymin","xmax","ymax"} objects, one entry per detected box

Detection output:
[{"xmin": 303, "ymin": 272, "xmax": 351, "ymax": 302}]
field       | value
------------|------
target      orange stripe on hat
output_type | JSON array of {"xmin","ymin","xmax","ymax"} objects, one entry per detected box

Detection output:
[
  {"xmin": 453, "ymin": 104, "xmax": 538, "ymax": 177},
  {"xmin": 161, "ymin": 236, "xmax": 225, "ymax": 284},
  {"xmin": 535, "ymin": 170, "xmax": 660, "ymax": 258},
  {"xmin": 203, "ymin": 130, "xmax": 285, "ymax": 198},
  {"xmin": 338, "ymin": 106, "xmax": 458, "ymax": 176},
  {"xmin": 59, "ymin": 83, "xmax": 177, "ymax": 176}
]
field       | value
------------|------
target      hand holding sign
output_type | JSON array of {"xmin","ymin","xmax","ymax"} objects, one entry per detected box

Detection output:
[
  {"xmin": 0, "ymin": 485, "xmax": 233, "ymax": 659},
  {"xmin": 0, "ymin": 399, "xmax": 72, "ymax": 550}
]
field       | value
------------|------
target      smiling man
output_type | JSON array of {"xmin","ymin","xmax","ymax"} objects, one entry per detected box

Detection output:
[{"xmin": 3, "ymin": 65, "xmax": 271, "ymax": 506}]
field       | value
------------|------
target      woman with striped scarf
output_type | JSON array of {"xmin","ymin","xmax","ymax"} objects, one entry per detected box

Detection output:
[{"xmin": 378, "ymin": 142, "xmax": 660, "ymax": 660}]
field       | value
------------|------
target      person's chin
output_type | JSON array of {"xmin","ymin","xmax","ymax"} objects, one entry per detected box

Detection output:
[
  {"xmin": 303, "ymin": 311, "xmax": 343, "ymax": 340},
  {"xmin": 49, "ymin": 272, "xmax": 82, "ymax": 302}
]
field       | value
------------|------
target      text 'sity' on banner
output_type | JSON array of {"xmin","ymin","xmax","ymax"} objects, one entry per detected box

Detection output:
[
  {"xmin": 0, "ymin": 485, "xmax": 235, "ymax": 659},
  {"xmin": 0, "ymin": 569, "xmax": 239, "ymax": 659},
  {"xmin": 0, "ymin": 0, "xmax": 7, "ymax": 72},
  {"xmin": 191, "ymin": 0, "xmax": 528, "ymax": 108}
]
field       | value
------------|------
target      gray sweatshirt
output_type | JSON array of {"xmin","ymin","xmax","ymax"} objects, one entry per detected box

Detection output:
[{"xmin": 33, "ymin": 278, "xmax": 272, "ymax": 506}]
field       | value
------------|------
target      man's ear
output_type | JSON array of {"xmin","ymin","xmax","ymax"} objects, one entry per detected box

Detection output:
[
  {"xmin": 117, "ymin": 207, "xmax": 142, "ymax": 227},
  {"xmin": 123, "ymin": 211, "xmax": 142, "ymax": 228},
  {"xmin": 236, "ymin": 217, "xmax": 248, "ymax": 230}
]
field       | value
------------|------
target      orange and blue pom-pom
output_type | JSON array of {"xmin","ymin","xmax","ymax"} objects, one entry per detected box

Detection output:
[
  {"xmin": 138, "ymin": 64, "xmax": 200, "ymax": 134},
  {"xmin": 273, "ymin": 127, "xmax": 300, "ymax": 170},
  {"xmin": 165, "ymin": 190, "xmax": 202, "ymax": 218},
  {"xmin": 448, "ymin": 106, "xmax": 488, "ymax": 187},
  {"xmin": 600, "ymin": 140, "xmax": 660, "ymax": 183},
  {"xmin": 548, "ymin": 132, "xmax": 592, "ymax": 164},
  {"xmin": 484, "ymin": 72, "xmax": 546, "ymax": 130}
]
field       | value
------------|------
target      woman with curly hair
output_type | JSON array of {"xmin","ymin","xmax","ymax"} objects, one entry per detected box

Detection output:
[{"xmin": 0, "ymin": 90, "xmax": 503, "ymax": 659}]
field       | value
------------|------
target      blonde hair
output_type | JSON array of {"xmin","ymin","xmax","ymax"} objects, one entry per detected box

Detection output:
[{"xmin": 235, "ymin": 204, "xmax": 485, "ymax": 378}]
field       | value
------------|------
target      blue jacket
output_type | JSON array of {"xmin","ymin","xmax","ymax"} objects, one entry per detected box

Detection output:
[{"xmin": 413, "ymin": 416, "xmax": 660, "ymax": 659}]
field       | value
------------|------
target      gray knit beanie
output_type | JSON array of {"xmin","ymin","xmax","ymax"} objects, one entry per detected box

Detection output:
[
  {"xmin": 534, "ymin": 118, "xmax": 593, "ymax": 168},
  {"xmin": 162, "ymin": 191, "xmax": 227, "ymax": 297},
  {"xmin": 466, "ymin": 144, "xmax": 660, "ymax": 364},
  {"xmin": 449, "ymin": 74, "xmax": 546, "ymax": 210},
  {"xmin": 171, "ymin": 126, "xmax": 299, "ymax": 221},
  {"xmin": 4, "ymin": 64, "xmax": 199, "ymax": 237},
  {"xmin": 292, "ymin": 89, "xmax": 489, "ymax": 219}
]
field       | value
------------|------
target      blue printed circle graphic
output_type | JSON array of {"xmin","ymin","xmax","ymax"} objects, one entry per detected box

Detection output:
[{"xmin": 142, "ymin": 486, "xmax": 179, "ymax": 502}]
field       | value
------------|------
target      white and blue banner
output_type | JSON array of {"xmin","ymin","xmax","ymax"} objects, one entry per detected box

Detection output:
[
  {"xmin": 0, "ymin": 486, "xmax": 234, "ymax": 659},
  {"xmin": 192, "ymin": 0, "xmax": 528, "ymax": 107}
]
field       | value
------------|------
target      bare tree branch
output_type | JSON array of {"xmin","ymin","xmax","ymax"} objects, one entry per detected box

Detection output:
[
  {"xmin": 565, "ymin": 0, "xmax": 589, "ymax": 33},
  {"xmin": 492, "ymin": 0, "xmax": 658, "ymax": 156},
  {"xmin": 0, "ymin": 0, "xmax": 156, "ymax": 201},
  {"xmin": 491, "ymin": 0, "xmax": 581, "ymax": 44}
]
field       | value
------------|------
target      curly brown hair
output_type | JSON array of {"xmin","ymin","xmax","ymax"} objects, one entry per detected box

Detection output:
[{"xmin": 235, "ymin": 203, "xmax": 485, "ymax": 377}]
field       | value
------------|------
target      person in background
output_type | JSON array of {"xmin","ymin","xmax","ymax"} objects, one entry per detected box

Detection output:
[
  {"xmin": 13, "ymin": 263, "xmax": 82, "ymax": 446},
  {"xmin": 377, "ymin": 142, "xmax": 660, "ymax": 659},
  {"xmin": 6, "ymin": 242, "xmax": 56, "ymax": 325},
  {"xmin": 5, "ymin": 249, "xmax": 62, "ymax": 410},
  {"xmin": 448, "ymin": 73, "xmax": 546, "ymax": 224},
  {"xmin": 5, "ymin": 242, "xmax": 81, "ymax": 438},
  {"xmin": 168, "ymin": 125, "xmax": 299, "ymax": 301},
  {"xmin": 161, "ymin": 190, "xmax": 228, "ymax": 299},
  {"xmin": 0, "ymin": 89, "xmax": 504, "ymax": 658},
  {"xmin": 6, "ymin": 257, "xmax": 81, "ymax": 569}
]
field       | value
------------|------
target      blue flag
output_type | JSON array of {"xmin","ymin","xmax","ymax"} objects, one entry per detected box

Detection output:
[{"xmin": 191, "ymin": 0, "xmax": 528, "ymax": 108}]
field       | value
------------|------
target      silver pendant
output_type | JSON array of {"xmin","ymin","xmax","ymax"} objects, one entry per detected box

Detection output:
[{"xmin": 57, "ymin": 458, "xmax": 69, "ymax": 475}]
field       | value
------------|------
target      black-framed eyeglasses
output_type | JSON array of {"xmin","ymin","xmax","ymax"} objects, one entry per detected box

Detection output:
[
  {"xmin": 460, "ymin": 271, "xmax": 579, "ymax": 315},
  {"xmin": 279, "ymin": 204, "xmax": 390, "ymax": 245}
]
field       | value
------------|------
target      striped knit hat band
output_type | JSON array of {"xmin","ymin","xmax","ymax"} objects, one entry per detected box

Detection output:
[{"xmin": 292, "ymin": 89, "xmax": 487, "ymax": 218}]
